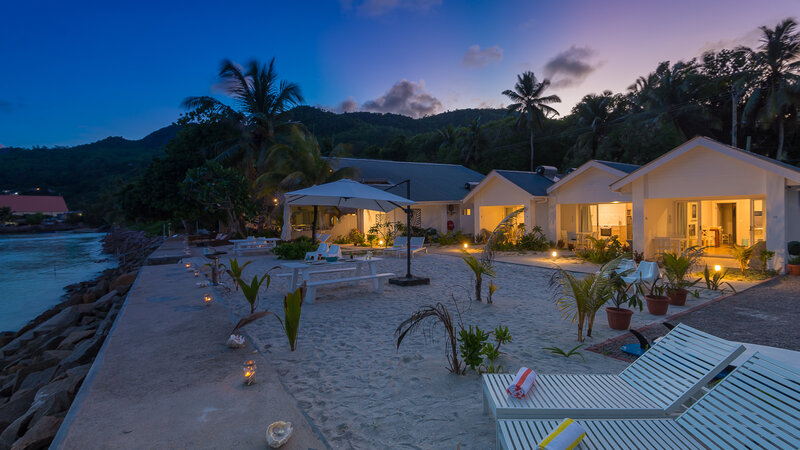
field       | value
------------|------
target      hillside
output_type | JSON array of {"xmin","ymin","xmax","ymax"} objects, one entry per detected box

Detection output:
[
  {"xmin": 0, "ymin": 125, "xmax": 179, "ymax": 209},
  {"xmin": 288, "ymin": 106, "xmax": 507, "ymax": 152}
]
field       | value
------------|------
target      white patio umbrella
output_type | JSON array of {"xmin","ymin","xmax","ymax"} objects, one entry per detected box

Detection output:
[{"xmin": 281, "ymin": 179, "xmax": 422, "ymax": 282}]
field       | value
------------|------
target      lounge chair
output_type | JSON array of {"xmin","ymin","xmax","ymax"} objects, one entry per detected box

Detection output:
[
  {"xmin": 496, "ymin": 352, "xmax": 800, "ymax": 449},
  {"xmin": 384, "ymin": 237, "xmax": 407, "ymax": 257},
  {"xmin": 304, "ymin": 242, "xmax": 329, "ymax": 261},
  {"xmin": 317, "ymin": 233, "xmax": 331, "ymax": 243},
  {"xmin": 482, "ymin": 323, "xmax": 744, "ymax": 420},
  {"xmin": 322, "ymin": 244, "xmax": 343, "ymax": 259},
  {"xmin": 409, "ymin": 236, "xmax": 427, "ymax": 256},
  {"xmin": 621, "ymin": 260, "xmax": 659, "ymax": 285}
]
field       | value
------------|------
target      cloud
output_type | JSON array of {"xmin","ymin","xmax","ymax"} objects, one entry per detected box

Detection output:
[
  {"xmin": 361, "ymin": 79, "xmax": 443, "ymax": 118},
  {"xmin": 340, "ymin": 0, "xmax": 441, "ymax": 16},
  {"xmin": 698, "ymin": 28, "xmax": 762, "ymax": 54},
  {"xmin": 543, "ymin": 46, "xmax": 600, "ymax": 88},
  {"xmin": 337, "ymin": 97, "xmax": 359, "ymax": 113},
  {"xmin": 462, "ymin": 45, "xmax": 503, "ymax": 68}
]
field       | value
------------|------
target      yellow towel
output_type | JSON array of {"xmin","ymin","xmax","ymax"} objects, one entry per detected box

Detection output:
[{"xmin": 538, "ymin": 418, "xmax": 586, "ymax": 450}]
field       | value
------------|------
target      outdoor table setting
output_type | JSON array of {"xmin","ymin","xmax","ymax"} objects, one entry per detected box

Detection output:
[{"xmin": 278, "ymin": 255, "xmax": 384, "ymax": 293}]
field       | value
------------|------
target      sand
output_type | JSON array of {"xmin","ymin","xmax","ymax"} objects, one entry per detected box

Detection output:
[{"xmin": 214, "ymin": 249, "xmax": 741, "ymax": 448}]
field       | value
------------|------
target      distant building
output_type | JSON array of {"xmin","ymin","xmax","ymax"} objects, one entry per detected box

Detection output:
[{"xmin": 0, "ymin": 195, "xmax": 69, "ymax": 216}]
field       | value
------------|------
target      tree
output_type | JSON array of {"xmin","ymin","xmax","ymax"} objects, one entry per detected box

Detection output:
[
  {"xmin": 0, "ymin": 206, "xmax": 13, "ymax": 223},
  {"xmin": 183, "ymin": 58, "xmax": 304, "ymax": 177},
  {"xmin": 459, "ymin": 116, "xmax": 488, "ymax": 167},
  {"xmin": 744, "ymin": 19, "xmax": 800, "ymax": 160},
  {"xmin": 436, "ymin": 125, "xmax": 458, "ymax": 162},
  {"xmin": 502, "ymin": 71, "xmax": 561, "ymax": 171},
  {"xmin": 571, "ymin": 91, "xmax": 622, "ymax": 160},
  {"xmin": 181, "ymin": 161, "xmax": 252, "ymax": 236},
  {"xmin": 257, "ymin": 128, "xmax": 357, "ymax": 243}
]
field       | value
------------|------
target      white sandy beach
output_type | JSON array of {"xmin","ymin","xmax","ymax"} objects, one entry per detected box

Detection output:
[{"xmin": 212, "ymin": 250, "xmax": 743, "ymax": 448}]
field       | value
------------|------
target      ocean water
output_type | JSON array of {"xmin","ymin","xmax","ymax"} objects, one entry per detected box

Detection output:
[{"xmin": 0, "ymin": 232, "xmax": 116, "ymax": 332}]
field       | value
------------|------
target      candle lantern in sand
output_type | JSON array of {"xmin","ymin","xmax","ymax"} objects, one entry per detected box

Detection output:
[
  {"xmin": 194, "ymin": 269, "xmax": 200, "ymax": 277},
  {"xmin": 243, "ymin": 360, "xmax": 257, "ymax": 385},
  {"xmin": 185, "ymin": 262, "xmax": 192, "ymax": 269},
  {"xmin": 203, "ymin": 293, "xmax": 213, "ymax": 305}
]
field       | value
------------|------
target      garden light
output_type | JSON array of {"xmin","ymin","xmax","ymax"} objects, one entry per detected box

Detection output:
[
  {"xmin": 714, "ymin": 264, "xmax": 722, "ymax": 272},
  {"xmin": 243, "ymin": 360, "xmax": 257, "ymax": 385},
  {"xmin": 463, "ymin": 243, "xmax": 469, "ymax": 249},
  {"xmin": 551, "ymin": 250, "xmax": 558, "ymax": 259},
  {"xmin": 204, "ymin": 293, "xmax": 212, "ymax": 305}
]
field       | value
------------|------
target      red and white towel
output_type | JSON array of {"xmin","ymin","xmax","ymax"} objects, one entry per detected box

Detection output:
[{"xmin": 506, "ymin": 367, "xmax": 537, "ymax": 399}]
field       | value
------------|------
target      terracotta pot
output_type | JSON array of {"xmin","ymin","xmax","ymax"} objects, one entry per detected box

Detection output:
[
  {"xmin": 605, "ymin": 307, "xmax": 633, "ymax": 330},
  {"xmin": 788, "ymin": 264, "xmax": 800, "ymax": 276},
  {"xmin": 645, "ymin": 295, "xmax": 670, "ymax": 315},
  {"xmin": 668, "ymin": 289, "xmax": 688, "ymax": 306}
]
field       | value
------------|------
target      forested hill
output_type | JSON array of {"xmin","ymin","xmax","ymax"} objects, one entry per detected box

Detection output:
[
  {"xmin": 0, "ymin": 125, "xmax": 179, "ymax": 209},
  {"xmin": 288, "ymin": 106, "xmax": 507, "ymax": 151}
]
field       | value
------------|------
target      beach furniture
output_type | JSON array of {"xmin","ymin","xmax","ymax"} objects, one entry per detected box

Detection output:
[
  {"xmin": 385, "ymin": 236, "xmax": 427, "ymax": 257},
  {"xmin": 322, "ymin": 244, "xmax": 343, "ymax": 260},
  {"xmin": 277, "ymin": 257, "xmax": 394, "ymax": 303},
  {"xmin": 317, "ymin": 233, "xmax": 331, "ymax": 243},
  {"xmin": 304, "ymin": 242, "xmax": 329, "ymax": 261},
  {"xmin": 384, "ymin": 237, "xmax": 407, "ymax": 256},
  {"xmin": 409, "ymin": 237, "xmax": 427, "ymax": 256},
  {"xmin": 621, "ymin": 260, "xmax": 659, "ymax": 285},
  {"xmin": 482, "ymin": 324, "xmax": 744, "ymax": 420},
  {"xmin": 496, "ymin": 352, "xmax": 800, "ymax": 449}
]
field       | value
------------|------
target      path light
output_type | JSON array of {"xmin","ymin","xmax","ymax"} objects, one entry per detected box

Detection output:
[
  {"xmin": 551, "ymin": 250, "xmax": 558, "ymax": 260},
  {"xmin": 204, "ymin": 294, "xmax": 212, "ymax": 306},
  {"xmin": 379, "ymin": 239, "xmax": 384, "ymax": 246},
  {"xmin": 194, "ymin": 270, "xmax": 199, "ymax": 277},
  {"xmin": 714, "ymin": 264, "xmax": 722, "ymax": 272},
  {"xmin": 463, "ymin": 243, "xmax": 469, "ymax": 249},
  {"xmin": 243, "ymin": 360, "xmax": 257, "ymax": 385},
  {"xmin": 185, "ymin": 262, "xmax": 192, "ymax": 270}
]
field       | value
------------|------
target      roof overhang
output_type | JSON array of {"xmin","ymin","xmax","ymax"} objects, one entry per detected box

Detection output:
[
  {"xmin": 610, "ymin": 136, "xmax": 800, "ymax": 192},
  {"xmin": 547, "ymin": 160, "xmax": 629, "ymax": 194},
  {"xmin": 461, "ymin": 170, "xmax": 543, "ymax": 204}
]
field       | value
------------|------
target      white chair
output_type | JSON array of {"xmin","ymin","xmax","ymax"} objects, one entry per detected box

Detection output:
[
  {"xmin": 305, "ymin": 243, "xmax": 329, "ymax": 261},
  {"xmin": 384, "ymin": 237, "xmax": 407, "ymax": 257},
  {"xmin": 496, "ymin": 352, "xmax": 800, "ymax": 449},
  {"xmin": 621, "ymin": 261, "xmax": 659, "ymax": 285},
  {"xmin": 409, "ymin": 237, "xmax": 427, "ymax": 256},
  {"xmin": 317, "ymin": 233, "xmax": 331, "ymax": 243},
  {"xmin": 482, "ymin": 323, "xmax": 744, "ymax": 420},
  {"xmin": 322, "ymin": 244, "xmax": 342, "ymax": 259}
]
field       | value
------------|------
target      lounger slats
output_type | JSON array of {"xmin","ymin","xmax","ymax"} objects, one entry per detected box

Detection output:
[
  {"xmin": 497, "ymin": 419, "xmax": 701, "ymax": 450},
  {"xmin": 483, "ymin": 373, "xmax": 662, "ymax": 419},
  {"xmin": 483, "ymin": 324, "xmax": 743, "ymax": 420},
  {"xmin": 677, "ymin": 353, "xmax": 800, "ymax": 449},
  {"xmin": 620, "ymin": 324, "xmax": 745, "ymax": 412}
]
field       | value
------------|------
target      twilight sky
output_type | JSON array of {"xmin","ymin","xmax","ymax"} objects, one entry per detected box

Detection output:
[{"xmin": 0, "ymin": 0, "xmax": 796, "ymax": 147}]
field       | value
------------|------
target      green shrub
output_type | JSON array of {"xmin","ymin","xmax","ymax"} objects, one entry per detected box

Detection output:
[
  {"xmin": 576, "ymin": 236, "xmax": 625, "ymax": 264},
  {"xmin": 273, "ymin": 236, "xmax": 317, "ymax": 260},
  {"xmin": 437, "ymin": 230, "xmax": 469, "ymax": 245},
  {"xmin": 517, "ymin": 226, "xmax": 549, "ymax": 251},
  {"xmin": 348, "ymin": 228, "xmax": 366, "ymax": 245}
]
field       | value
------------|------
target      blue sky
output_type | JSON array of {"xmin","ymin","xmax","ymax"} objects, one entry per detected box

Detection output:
[{"xmin": 0, "ymin": 0, "xmax": 796, "ymax": 147}]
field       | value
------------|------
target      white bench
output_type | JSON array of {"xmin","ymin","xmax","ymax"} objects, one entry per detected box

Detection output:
[
  {"xmin": 305, "ymin": 273, "xmax": 394, "ymax": 303},
  {"xmin": 274, "ymin": 267, "xmax": 358, "ymax": 287}
]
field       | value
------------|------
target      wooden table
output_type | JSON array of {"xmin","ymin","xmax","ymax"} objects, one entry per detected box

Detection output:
[{"xmin": 279, "ymin": 257, "xmax": 383, "ymax": 293}]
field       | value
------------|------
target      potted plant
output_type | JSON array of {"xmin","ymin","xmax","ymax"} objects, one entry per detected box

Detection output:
[
  {"xmin": 788, "ymin": 241, "xmax": 800, "ymax": 276},
  {"xmin": 662, "ymin": 247, "xmax": 703, "ymax": 306},
  {"xmin": 605, "ymin": 269, "xmax": 643, "ymax": 330},
  {"xmin": 644, "ymin": 277, "xmax": 669, "ymax": 315}
]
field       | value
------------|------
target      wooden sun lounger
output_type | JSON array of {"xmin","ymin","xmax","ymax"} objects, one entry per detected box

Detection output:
[
  {"xmin": 497, "ymin": 352, "xmax": 800, "ymax": 449},
  {"xmin": 482, "ymin": 324, "xmax": 744, "ymax": 420}
]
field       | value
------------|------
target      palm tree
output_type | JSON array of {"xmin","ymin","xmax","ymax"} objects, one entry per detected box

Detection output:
[
  {"xmin": 258, "ymin": 127, "xmax": 357, "ymax": 243},
  {"xmin": 502, "ymin": 72, "xmax": 561, "ymax": 171},
  {"xmin": 183, "ymin": 58, "xmax": 304, "ymax": 177},
  {"xmin": 744, "ymin": 19, "xmax": 800, "ymax": 160},
  {"xmin": 459, "ymin": 116, "xmax": 488, "ymax": 167},
  {"xmin": 572, "ymin": 91, "xmax": 621, "ymax": 159},
  {"xmin": 436, "ymin": 125, "xmax": 458, "ymax": 162}
]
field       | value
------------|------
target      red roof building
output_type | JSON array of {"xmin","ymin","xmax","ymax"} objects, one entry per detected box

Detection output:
[{"xmin": 0, "ymin": 195, "xmax": 69, "ymax": 216}]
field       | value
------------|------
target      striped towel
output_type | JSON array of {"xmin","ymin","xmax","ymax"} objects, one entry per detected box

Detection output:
[
  {"xmin": 506, "ymin": 367, "xmax": 537, "ymax": 399},
  {"xmin": 538, "ymin": 418, "xmax": 586, "ymax": 450}
]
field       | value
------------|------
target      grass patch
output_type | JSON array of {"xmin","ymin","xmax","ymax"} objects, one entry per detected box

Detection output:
[{"xmin": 694, "ymin": 269, "xmax": 778, "ymax": 282}]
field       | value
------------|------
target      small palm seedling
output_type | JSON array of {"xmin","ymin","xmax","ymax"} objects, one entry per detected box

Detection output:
[
  {"xmin": 395, "ymin": 301, "xmax": 464, "ymax": 375},
  {"xmin": 237, "ymin": 273, "xmax": 270, "ymax": 314},
  {"xmin": 231, "ymin": 285, "xmax": 305, "ymax": 352},
  {"xmin": 703, "ymin": 265, "xmax": 736, "ymax": 294},
  {"xmin": 759, "ymin": 249, "xmax": 775, "ymax": 273},
  {"xmin": 729, "ymin": 244, "xmax": 755, "ymax": 274},
  {"xmin": 542, "ymin": 344, "xmax": 586, "ymax": 362},
  {"xmin": 222, "ymin": 258, "xmax": 252, "ymax": 291},
  {"xmin": 461, "ymin": 250, "xmax": 496, "ymax": 302},
  {"xmin": 487, "ymin": 282, "xmax": 499, "ymax": 304}
]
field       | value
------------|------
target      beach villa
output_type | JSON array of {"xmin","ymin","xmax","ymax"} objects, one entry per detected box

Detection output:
[
  {"xmin": 458, "ymin": 136, "xmax": 800, "ymax": 272},
  {"xmin": 460, "ymin": 169, "xmax": 555, "ymax": 238},
  {"xmin": 282, "ymin": 158, "xmax": 483, "ymax": 239}
]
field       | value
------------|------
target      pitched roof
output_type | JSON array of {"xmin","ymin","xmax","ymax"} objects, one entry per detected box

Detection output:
[
  {"xmin": 332, "ymin": 157, "xmax": 484, "ymax": 202},
  {"xmin": 494, "ymin": 170, "xmax": 554, "ymax": 196},
  {"xmin": 595, "ymin": 160, "xmax": 640, "ymax": 174},
  {"xmin": 0, "ymin": 195, "xmax": 69, "ymax": 213},
  {"xmin": 611, "ymin": 136, "xmax": 800, "ymax": 191}
]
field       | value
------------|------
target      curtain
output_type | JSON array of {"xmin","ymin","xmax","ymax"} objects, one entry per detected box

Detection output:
[
  {"xmin": 578, "ymin": 205, "xmax": 591, "ymax": 232},
  {"xmin": 675, "ymin": 201, "xmax": 687, "ymax": 237}
]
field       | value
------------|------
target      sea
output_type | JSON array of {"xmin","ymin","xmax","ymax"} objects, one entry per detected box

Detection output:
[{"xmin": 0, "ymin": 232, "xmax": 116, "ymax": 332}]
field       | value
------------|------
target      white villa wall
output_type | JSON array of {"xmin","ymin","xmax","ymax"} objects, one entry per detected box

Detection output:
[
  {"xmin": 470, "ymin": 176, "xmax": 537, "ymax": 235},
  {"xmin": 787, "ymin": 190, "xmax": 800, "ymax": 245},
  {"xmin": 549, "ymin": 167, "xmax": 630, "ymax": 204}
]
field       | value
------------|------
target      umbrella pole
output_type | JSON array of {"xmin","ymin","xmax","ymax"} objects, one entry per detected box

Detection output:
[
  {"xmin": 389, "ymin": 180, "xmax": 429, "ymax": 286},
  {"xmin": 406, "ymin": 206, "xmax": 412, "ymax": 278}
]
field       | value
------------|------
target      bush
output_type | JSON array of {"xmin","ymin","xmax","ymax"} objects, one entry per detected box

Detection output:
[
  {"xmin": 23, "ymin": 213, "xmax": 46, "ymax": 225},
  {"xmin": 437, "ymin": 230, "xmax": 469, "ymax": 245},
  {"xmin": 348, "ymin": 228, "xmax": 366, "ymax": 245},
  {"xmin": 273, "ymin": 236, "xmax": 317, "ymax": 260},
  {"xmin": 788, "ymin": 241, "xmax": 800, "ymax": 256},
  {"xmin": 576, "ymin": 236, "xmax": 625, "ymax": 264},
  {"xmin": 517, "ymin": 226, "xmax": 549, "ymax": 251}
]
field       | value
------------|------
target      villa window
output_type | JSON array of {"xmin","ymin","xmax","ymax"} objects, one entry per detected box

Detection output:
[{"xmin": 462, "ymin": 208, "xmax": 472, "ymax": 216}]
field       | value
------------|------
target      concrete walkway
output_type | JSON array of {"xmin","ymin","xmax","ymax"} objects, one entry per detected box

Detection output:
[{"xmin": 53, "ymin": 247, "xmax": 326, "ymax": 449}]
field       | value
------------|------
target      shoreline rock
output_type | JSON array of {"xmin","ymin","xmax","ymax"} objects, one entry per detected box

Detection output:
[{"xmin": 0, "ymin": 227, "xmax": 164, "ymax": 449}]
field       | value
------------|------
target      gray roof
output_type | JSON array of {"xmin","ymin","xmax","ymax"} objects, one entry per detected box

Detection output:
[
  {"xmin": 595, "ymin": 160, "xmax": 640, "ymax": 174},
  {"xmin": 495, "ymin": 170, "xmax": 554, "ymax": 196},
  {"xmin": 332, "ymin": 157, "xmax": 484, "ymax": 202}
]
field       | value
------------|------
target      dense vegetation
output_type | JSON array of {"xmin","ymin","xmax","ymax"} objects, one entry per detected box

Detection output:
[{"xmin": 1, "ymin": 18, "xmax": 797, "ymax": 230}]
